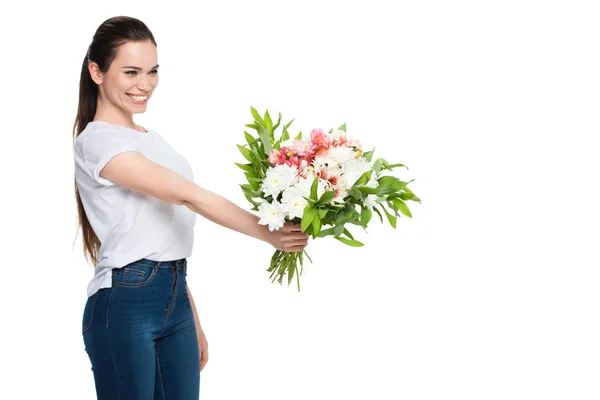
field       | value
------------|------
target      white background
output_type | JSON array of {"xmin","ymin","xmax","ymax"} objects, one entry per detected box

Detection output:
[{"xmin": 1, "ymin": 0, "xmax": 598, "ymax": 399}]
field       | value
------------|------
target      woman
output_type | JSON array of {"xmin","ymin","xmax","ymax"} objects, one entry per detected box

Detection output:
[{"xmin": 73, "ymin": 16, "xmax": 309, "ymax": 399}]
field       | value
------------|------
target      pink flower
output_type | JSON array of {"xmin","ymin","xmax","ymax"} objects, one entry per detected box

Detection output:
[
  {"xmin": 310, "ymin": 128, "xmax": 331, "ymax": 149},
  {"xmin": 268, "ymin": 147, "xmax": 287, "ymax": 165},
  {"xmin": 330, "ymin": 131, "xmax": 349, "ymax": 147},
  {"xmin": 316, "ymin": 167, "xmax": 339, "ymax": 188},
  {"xmin": 285, "ymin": 155, "xmax": 300, "ymax": 167},
  {"xmin": 288, "ymin": 140, "xmax": 316, "ymax": 157}
]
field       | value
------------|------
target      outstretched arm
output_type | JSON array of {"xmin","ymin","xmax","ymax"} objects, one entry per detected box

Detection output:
[
  {"xmin": 182, "ymin": 185, "xmax": 273, "ymax": 244},
  {"xmin": 98, "ymin": 151, "xmax": 308, "ymax": 251}
]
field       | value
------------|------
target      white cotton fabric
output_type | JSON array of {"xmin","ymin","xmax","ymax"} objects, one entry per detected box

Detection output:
[{"xmin": 73, "ymin": 121, "xmax": 197, "ymax": 298}]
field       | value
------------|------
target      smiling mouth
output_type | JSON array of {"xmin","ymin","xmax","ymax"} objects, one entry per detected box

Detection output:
[{"xmin": 126, "ymin": 93, "xmax": 149, "ymax": 104}]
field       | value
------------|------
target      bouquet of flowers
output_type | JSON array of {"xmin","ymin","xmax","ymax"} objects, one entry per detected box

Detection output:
[{"xmin": 236, "ymin": 106, "xmax": 420, "ymax": 291}]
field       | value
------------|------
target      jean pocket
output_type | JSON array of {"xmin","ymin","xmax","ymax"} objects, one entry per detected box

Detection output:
[
  {"xmin": 82, "ymin": 292, "xmax": 99, "ymax": 334},
  {"xmin": 115, "ymin": 264, "xmax": 157, "ymax": 287}
]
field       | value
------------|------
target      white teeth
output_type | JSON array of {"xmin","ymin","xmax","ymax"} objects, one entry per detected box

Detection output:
[{"xmin": 127, "ymin": 94, "xmax": 148, "ymax": 101}]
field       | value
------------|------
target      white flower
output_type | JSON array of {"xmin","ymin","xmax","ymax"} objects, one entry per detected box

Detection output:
[
  {"xmin": 340, "ymin": 157, "xmax": 372, "ymax": 188},
  {"xmin": 295, "ymin": 172, "xmax": 328, "ymax": 199},
  {"xmin": 349, "ymin": 137, "xmax": 362, "ymax": 148},
  {"xmin": 363, "ymin": 194, "xmax": 378, "ymax": 209},
  {"xmin": 299, "ymin": 159, "xmax": 308, "ymax": 173},
  {"xmin": 281, "ymin": 186, "xmax": 309, "ymax": 219},
  {"xmin": 260, "ymin": 164, "xmax": 298, "ymax": 198},
  {"xmin": 329, "ymin": 129, "xmax": 348, "ymax": 144},
  {"xmin": 313, "ymin": 153, "xmax": 337, "ymax": 170},
  {"xmin": 327, "ymin": 146, "xmax": 356, "ymax": 163},
  {"xmin": 258, "ymin": 200, "xmax": 286, "ymax": 231},
  {"xmin": 366, "ymin": 175, "xmax": 378, "ymax": 188}
]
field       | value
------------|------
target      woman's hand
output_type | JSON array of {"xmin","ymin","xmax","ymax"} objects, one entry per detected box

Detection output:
[
  {"xmin": 197, "ymin": 328, "xmax": 209, "ymax": 372},
  {"xmin": 268, "ymin": 222, "xmax": 310, "ymax": 252}
]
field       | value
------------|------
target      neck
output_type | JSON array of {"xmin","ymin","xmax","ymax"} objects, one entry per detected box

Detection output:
[{"xmin": 94, "ymin": 96, "xmax": 139, "ymax": 131}]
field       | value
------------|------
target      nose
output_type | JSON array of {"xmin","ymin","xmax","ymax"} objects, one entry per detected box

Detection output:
[{"xmin": 136, "ymin": 74, "xmax": 153, "ymax": 92}]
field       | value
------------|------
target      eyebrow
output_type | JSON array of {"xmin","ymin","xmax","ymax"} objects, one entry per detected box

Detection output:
[{"xmin": 122, "ymin": 65, "xmax": 160, "ymax": 70}]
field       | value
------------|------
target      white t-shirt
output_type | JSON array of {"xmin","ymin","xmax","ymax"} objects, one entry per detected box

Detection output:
[{"xmin": 73, "ymin": 121, "xmax": 197, "ymax": 298}]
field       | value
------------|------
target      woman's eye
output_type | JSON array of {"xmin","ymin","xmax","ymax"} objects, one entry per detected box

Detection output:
[{"xmin": 125, "ymin": 70, "xmax": 157, "ymax": 76}]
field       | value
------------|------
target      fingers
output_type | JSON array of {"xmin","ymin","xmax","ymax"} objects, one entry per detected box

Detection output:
[
  {"xmin": 285, "ymin": 243, "xmax": 308, "ymax": 252},
  {"xmin": 282, "ymin": 222, "xmax": 304, "ymax": 232},
  {"xmin": 200, "ymin": 341, "xmax": 208, "ymax": 372},
  {"xmin": 283, "ymin": 237, "xmax": 309, "ymax": 251},
  {"xmin": 280, "ymin": 233, "xmax": 309, "ymax": 242}
]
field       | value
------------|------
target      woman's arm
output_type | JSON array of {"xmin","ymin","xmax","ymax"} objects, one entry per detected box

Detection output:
[
  {"xmin": 187, "ymin": 283, "xmax": 202, "ymax": 331},
  {"xmin": 182, "ymin": 184, "xmax": 273, "ymax": 244},
  {"xmin": 187, "ymin": 283, "xmax": 209, "ymax": 371},
  {"xmin": 98, "ymin": 152, "xmax": 308, "ymax": 250}
]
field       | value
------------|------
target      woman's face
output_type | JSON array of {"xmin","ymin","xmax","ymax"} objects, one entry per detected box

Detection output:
[{"xmin": 92, "ymin": 40, "xmax": 159, "ymax": 116}]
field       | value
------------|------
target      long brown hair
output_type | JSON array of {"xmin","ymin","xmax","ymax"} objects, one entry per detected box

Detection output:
[{"xmin": 73, "ymin": 16, "xmax": 157, "ymax": 267}]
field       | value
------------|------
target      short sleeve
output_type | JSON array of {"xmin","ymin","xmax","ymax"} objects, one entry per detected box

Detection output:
[{"xmin": 82, "ymin": 130, "xmax": 146, "ymax": 186}]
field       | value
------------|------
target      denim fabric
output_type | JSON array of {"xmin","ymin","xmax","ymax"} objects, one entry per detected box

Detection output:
[{"xmin": 82, "ymin": 258, "xmax": 200, "ymax": 399}]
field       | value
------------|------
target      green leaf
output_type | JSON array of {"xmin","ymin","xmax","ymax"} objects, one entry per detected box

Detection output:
[
  {"xmin": 337, "ymin": 123, "xmax": 347, "ymax": 132},
  {"xmin": 244, "ymin": 131, "xmax": 257, "ymax": 146},
  {"xmin": 285, "ymin": 118, "xmax": 295, "ymax": 130},
  {"xmin": 352, "ymin": 170, "xmax": 371, "ymax": 188},
  {"xmin": 316, "ymin": 190, "xmax": 335, "ymax": 206},
  {"xmin": 281, "ymin": 128, "xmax": 290, "ymax": 142},
  {"xmin": 372, "ymin": 158, "xmax": 384, "ymax": 174},
  {"xmin": 373, "ymin": 157, "xmax": 409, "ymax": 173},
  {"xmin": 240, "ymin": 184, "xmax": 262, "ymax": 198},
  {"xmin": 294, "ymin": 131, "xmax": 302, "ymax": 140},
  {"xmin": 387, "ymin": 199, "xmax": 398, "ymax": 213},
  {"xmin": 378, "ymin": 176, "xmax": 407, "ymax": 191},
  {"xmin": 378, "ymin": 186, "xmax": 396, "ymax": 196},
  {"xmin": 250, "ymin": 106, "xmax": 264, "ymax": 125},
  {"xmin": 301, "ymin": 206, "xmax": 316, "ymax": 232},
  {"xmin": 392, "ymin": 198, "xmax": 412, "ymax": 218},
  {"xmin": 359, "ymin": 186, "xmax": 379, "ymax": 195},
  {"xmin": 334, "ymin": 236, "xmax": 364, "ymax": 247},
  {"xmin": 244, "ymin": 194, "xmax": 261, "ymax": 208},
  {"xmin": 317, "ymin": 228, "xmax": 335, "ymax": 238},
  {"xmin": 234, "ymin": 162, "xmax": 254, "ymax": 173},
  {"xmin": 237, "ymin": 144, "xmax": 253, "ymax": 162},
  {"xmin": 257, "ymin": 126, "xmax": 272, "ymax": 155},
  {"xmin": 333, "ymin": 223, "xmax": 345, "ymax": 237},
  {"xmin": 381, "ymin": 204, "xmax": 397, "ymax": 228},
  {"xmin": 310, "ymin": 177, "xmax": 319, "ymax": 201},
  {"xmin": 317, "ymin": 208, "xmax": 328, "ymax": 219},
  {"xmin": 343, "ymin": 228, "xmax": 354, "ymax": 240},
  {"xmin": 349, "ymin": 187, "xmax": 362, "ymax": 200},
  {"xmin": 363, "ymin": 147, "xmax": 375, "ymax": 162},
  {"xmin": 273, "ymin": 112, "xmax": 282, "ymax": 132},
  {"xmin": 372, "ymin": 206, "xmax": 383, "ymax": 224},
  {"xmin": 400, "ymin": 185, "xmax": 421, "ymax": 203},
  {"xmin": 244, "ymin": 172, "xmax": 260, "ymax": 190},
  {"xmin": 264, "ymin": 110, "xmax": 273, "ymax": 134},
  {"xmin": 361, "ymin": 207, "xmax": 372, "ymax": 228},
  {"xmin": 388, "ymin": 163, "xmax": 408, "ymax": 170},
  {"xmin": 311, "ymin": 217, "xmax": 322, "ymax": 238},
  {"xmin": 245, "ymin": 123, "xmax": 260, "ymax": 131}
]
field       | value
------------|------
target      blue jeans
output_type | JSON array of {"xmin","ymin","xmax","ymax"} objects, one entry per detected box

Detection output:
[{"xmin": 82, "ymin": 258, "xmax": 200, "ymax": 399}]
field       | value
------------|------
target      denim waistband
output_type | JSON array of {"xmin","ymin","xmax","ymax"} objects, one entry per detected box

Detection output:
[{"xmin": 134, "ymin": 258, "xmax": 187, "ymax": 272}]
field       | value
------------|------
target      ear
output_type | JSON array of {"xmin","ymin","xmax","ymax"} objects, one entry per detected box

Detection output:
[{"xmin": 88, "ymin": 62, "xmax": 103, "ymax": 85}]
